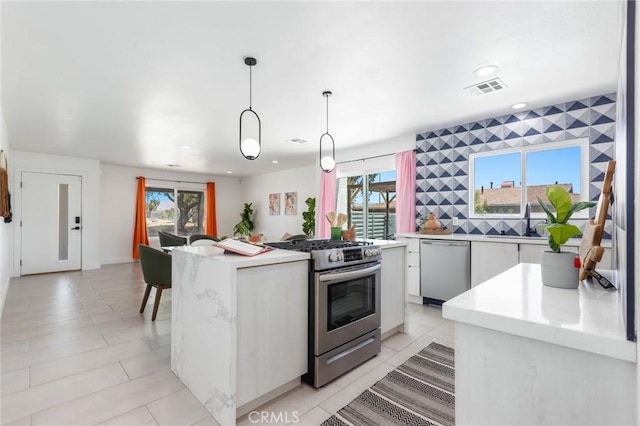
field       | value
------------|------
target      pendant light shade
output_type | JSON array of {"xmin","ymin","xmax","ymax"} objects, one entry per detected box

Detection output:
[
  {"xmin": 239, "ymin": 57, "xmax": 261, "ymax": 160},
  {"xmin": 319, "ymin": 91, "xmax": 336, "ymax": 173}
]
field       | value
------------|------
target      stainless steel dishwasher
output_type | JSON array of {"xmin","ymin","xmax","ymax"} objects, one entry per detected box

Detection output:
[{"xmin": 420, "ymin": 240, "xmax": 471, "ymax": 304}]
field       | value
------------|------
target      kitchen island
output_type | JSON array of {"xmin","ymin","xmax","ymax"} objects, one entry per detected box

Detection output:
[
  {"xmin": 170, "ymin": 246, "xmax": 310, "ymax": 426},
  {"xmin": 443, "ymin": 263, "xmax": 636, "ymax": 425}
]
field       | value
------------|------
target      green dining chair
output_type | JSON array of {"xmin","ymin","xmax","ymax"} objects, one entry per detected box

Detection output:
[
  {"xmin": 158, "ymin": 230, "xmax": 187, "ymax": 247},
  {"xmin": 189, "ymin": 233, "xmax": 220, "ymax": 244},
  {"xmin": 138, "ymin": 244, "xmax": 171, "ymax": 321}
]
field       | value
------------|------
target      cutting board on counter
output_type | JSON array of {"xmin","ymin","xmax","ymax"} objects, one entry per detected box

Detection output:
[{"xmin": 578, "ymin": 160, "xmax": 615, "ymax": 280}]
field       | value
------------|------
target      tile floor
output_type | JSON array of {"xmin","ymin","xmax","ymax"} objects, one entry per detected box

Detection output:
[{"xmin": 1, "ymin": 263, "xmax": 453, "ymax": 426}]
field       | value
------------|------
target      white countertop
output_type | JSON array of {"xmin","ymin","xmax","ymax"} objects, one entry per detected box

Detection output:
[
  {"xmin": 396, "ymin": 232, "xmax": 612, "ymax": 248},
  {"xmin": 172, "ymin": 245, "xmax": 310, "ymax": 268},
  {"xmin": 442, "ymin": 263, "xmax": 635, "ymax": 362},
  {"xmin": 363, "ymin": 239, "xmax": 407, "ymax": 249}
]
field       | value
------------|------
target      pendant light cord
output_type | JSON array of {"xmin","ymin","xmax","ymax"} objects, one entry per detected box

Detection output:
[
  {"xmin": 249, "ymin": 65, "xmax": 252, "ymax": 111},
  {"xmin": 325, "ymin": 94, "xmax": 329, "ymax": 133}
]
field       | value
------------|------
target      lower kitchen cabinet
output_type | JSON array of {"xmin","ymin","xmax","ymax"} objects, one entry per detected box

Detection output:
[
  {"xmin": 471, "ymin": 241, "xmax": 519, "ymax": 287},
  {"xmin": 398, "ymin": 237, "xmax": 421, "ymax": 297},
  {"xmin": 381, "ymin": 245, "xmax": 406, "ymax": 335},
  {"xmin": 520, "ymin": 243, "xmax": 612, "ymax": 269}
]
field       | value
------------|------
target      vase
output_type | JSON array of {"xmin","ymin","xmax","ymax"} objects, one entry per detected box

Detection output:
[
  {"xmin": 540, "ymin": 251, "xmax": 579, "ymax": 289},
  {"xmin": 330, "ymin": 227, "xmax": 342, "ymax": 240}
]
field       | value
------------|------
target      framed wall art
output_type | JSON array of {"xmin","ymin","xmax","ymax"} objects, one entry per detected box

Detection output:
[
  {"xmin": 284, "ymin": 191, "xmax": 297, "ymax": 215},
  {"xmin": 269, "ymin": 193, "xmax": 280, "ymax": 215}
]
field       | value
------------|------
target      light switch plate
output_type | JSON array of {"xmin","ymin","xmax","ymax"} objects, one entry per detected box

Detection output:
[{"xmin": 452, "ymin": 217, "xmax": 459, "ymax": 226}]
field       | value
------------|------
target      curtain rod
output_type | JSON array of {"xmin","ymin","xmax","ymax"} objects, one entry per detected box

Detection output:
[
  {"xmin": 336, "ymin": 149, "xmax": 416, "ymax": 165},
  {"xmin": 136, "ymin": 176, "xmax": 209, "ymax": 185}
]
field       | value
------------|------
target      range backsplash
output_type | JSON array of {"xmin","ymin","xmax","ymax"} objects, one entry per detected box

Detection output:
[{"xmin": 415, "ymin": 93, "xmax": 616, "ymax": 239}]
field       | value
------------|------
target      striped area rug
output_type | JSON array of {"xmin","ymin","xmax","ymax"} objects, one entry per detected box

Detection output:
[{"xmin": 321, "ymin": 341, "xmax": 455, "ymax": 426}]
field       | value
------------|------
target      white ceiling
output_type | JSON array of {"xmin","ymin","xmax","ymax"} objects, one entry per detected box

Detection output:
[{"xmin": 1, "ymin": 1, "xmax": 622, "ymax": 177}]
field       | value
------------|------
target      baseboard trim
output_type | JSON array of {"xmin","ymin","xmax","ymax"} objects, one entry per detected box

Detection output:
[{"xmin": 100, "ymin": 257, "xmax": 136, "ymax": 265}]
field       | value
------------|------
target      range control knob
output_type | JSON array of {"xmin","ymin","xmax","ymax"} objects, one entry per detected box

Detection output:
[
  {"xmin": 364, "ymin": 249, "xmax": 371, "ymax": 257},
  {"xmin": 329, "ymin": 253, "xmax": 338, "ymax": 262}
]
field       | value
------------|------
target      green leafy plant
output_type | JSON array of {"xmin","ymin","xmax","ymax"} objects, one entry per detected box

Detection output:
[
  {"xmin": 537, "ymin": 186, "xmax": 596, "ymax": 253},
  {"xmin": 302, "ymin": 197, "xmax": 316, "ymax": 237},
  {"xmin": 233, "ymin": 202, "xmax": 255, "ymax": 236}
]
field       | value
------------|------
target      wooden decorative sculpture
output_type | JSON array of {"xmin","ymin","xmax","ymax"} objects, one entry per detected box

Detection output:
[{"xmin": 578, "ymin": 160, "xmax": 616, "ymax": 280}]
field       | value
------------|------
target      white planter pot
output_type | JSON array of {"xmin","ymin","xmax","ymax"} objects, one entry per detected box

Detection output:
[{"xmin": 540, "ymin": 251, "xmax": 579, "ymax": 289}]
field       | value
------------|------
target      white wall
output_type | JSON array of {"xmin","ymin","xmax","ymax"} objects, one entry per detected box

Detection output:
[
  {"xmin": 9, "ymin": 150, "xmax": 101, "ymax": 276},
  {"xmin": 336, "ymin": 133, "xmax": 415, "ymax": 163},
  {"xmin": 0, "ymin": 112, "xmax": 10, "ymax": 312},
  {"xmin": 240, "ymin": 165, "xmax": 318, "ymax": 242},
  {"xmin": 100, "ymin": 164, "xmax": 242, "ymax": 264}
]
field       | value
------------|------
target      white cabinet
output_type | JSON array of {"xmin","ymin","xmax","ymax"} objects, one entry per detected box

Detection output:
[
  {"xmin": 381, "ymin": 246, "xmax": 406, "ymax": 335},
  {"xmin": 398, "ymin": 237, "xmax": 421, "ymax": 296},
  {"xmin": 519, "ymin": 243, "xmax": 544, "ymax": 264},
  {"xmin": 471, "ymin": 241, "xmax": 519, "ymax": 287},
  {"xmin": 519, "ymin": 243, "xmax": 612, "ymax": 269}
]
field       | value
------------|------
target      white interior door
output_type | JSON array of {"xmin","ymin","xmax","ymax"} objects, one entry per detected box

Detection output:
[{"xmin": 21, "ymin": 172, "xmax": 82, "ymax": 275}]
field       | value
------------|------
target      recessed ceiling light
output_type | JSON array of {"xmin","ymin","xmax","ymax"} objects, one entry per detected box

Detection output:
[
  {"xmin": 180, "ymin": 145, "xmax": 191, "ymax": 150},
  {"xmin": 474, "ymin": 65, "xmax": 499, "ymax": 77},
  {"xmin": 511, "ymin": 102, "xmax": 528, "ymax": 110},
  {"xmin": 272, "ymin": 160, "xmax": 279, "ymax": 164},
  {"xmin": 226, "ymin": 171, "xmax": 232, "ymax": 174},
  {"xmin": 145, "ymin": 161, "xmax": 153, "ymax": 165}
]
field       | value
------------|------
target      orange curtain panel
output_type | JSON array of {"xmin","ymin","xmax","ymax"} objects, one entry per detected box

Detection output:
[
  {"xmin": 132, "ymin": 177, "xmax": 149, "ymax": 259},
  {"xmin": 205, "ymin": 182, "xmax": 218, "ymax": 237}
]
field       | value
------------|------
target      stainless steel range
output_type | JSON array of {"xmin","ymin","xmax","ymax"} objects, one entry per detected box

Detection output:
[{"xmin": 266, "ymin": 239, "xmax": 382, "ymax": 388}]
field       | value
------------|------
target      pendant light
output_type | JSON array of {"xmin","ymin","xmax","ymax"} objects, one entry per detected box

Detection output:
[
  {"xmin": 319, "ymin": 91, "xmax": 336, "ymax": 173},
  {"xmin": 239, "ymin": 57, "xmax": 261, "ymax": 160}
]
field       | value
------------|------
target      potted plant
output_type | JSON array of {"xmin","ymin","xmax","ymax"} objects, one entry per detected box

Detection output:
[
  {"xmin": 537, "ymin": 185, "xmax": 596, "ymax": 288},
  {"xmin": 233, "ymin": 202, "xmax": 255, "ymax": 237},
  {"xmin": 302, "ymin": 197, "xmax": 316, "ymax": 238}
]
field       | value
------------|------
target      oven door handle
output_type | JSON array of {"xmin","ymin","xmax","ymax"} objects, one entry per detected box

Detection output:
[{"xmin": 318, "ymin": 263, "xmax": 381, "ymax": 283}]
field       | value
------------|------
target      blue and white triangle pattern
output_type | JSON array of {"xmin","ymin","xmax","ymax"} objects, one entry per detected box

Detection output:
[{"xmin": 414, "ymin": 93, "xmax": 616, "ymax": 237}]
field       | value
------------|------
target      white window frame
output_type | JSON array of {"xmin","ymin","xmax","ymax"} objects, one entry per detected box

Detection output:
[
  {"xmin": 145, "ymin": 180, "xmax": 207, "ymax": 237},
  {"xmin": 468, "ymin": 138, "xmax": 590, "ymax": 219}
]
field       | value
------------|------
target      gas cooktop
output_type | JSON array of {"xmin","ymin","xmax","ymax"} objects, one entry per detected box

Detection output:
[
  {"xmin": 265, "ymin": 239, "xmax": 372, "ymax": 253},
  {"xmin": 266, "ymin": 239, "xmax": 380, "ymax": 270}
]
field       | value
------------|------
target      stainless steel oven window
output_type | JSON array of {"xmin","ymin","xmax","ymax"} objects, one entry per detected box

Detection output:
[
  {"xmin": 315, "ymin": 263, "xmax": 381, "ymax": 356},
  {"xmin": 327, "ymin": 276, "xmax": 376, "ymax": 331}
]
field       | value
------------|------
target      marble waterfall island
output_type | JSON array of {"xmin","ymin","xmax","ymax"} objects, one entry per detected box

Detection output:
[{"xmin": 171, "ymin": 245, "xmax": 310, "ymax": 425}]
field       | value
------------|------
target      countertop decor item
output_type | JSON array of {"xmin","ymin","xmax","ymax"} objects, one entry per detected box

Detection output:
[
  {"xmin": 319, "ymin": 91, "xmax": 336, "ymax": 173},
  {"xmin": 578, "ymin": 160, "xmax": 615, "ymax": 283},
  {"xmin": 233, "ymin": 202, "xmax": 255, "ymax": 237},
  {"xmin": 424, "ymin": 213, "xmax": 442, "ymax": 230},
  {"xmin": 537, "ymin": 185, "xmax": 596, "ymax": 288},
  {"xmin": 239, "ymin": 56, "xmax": 261, "ymax": 160},
  {"xmin": 419, "ymin": 227, "xmax": 452, "ymax": 235}
]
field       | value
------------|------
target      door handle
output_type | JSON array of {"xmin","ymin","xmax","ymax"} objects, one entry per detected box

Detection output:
[{"xmin": 70, "ymin": 226, "xmax": 81, "ymax": 230}]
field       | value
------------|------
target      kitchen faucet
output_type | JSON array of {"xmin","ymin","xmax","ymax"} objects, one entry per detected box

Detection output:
[{"xmin": 524, "ymin": 202, "xmax": 539, "ymax": 237}]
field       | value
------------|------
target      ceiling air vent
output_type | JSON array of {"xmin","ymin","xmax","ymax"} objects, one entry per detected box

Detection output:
[
  {"xmin": 465, "ymin": 78, "xmax": 507, "ymax": 96},
  {"xmin": 288, "ymin": 138, "xmax": 308, "ymax": 144}
]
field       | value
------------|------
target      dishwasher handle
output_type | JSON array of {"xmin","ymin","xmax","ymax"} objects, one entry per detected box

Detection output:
[{"xmin": 421, "ymin": 240, "xmax": 468, "ymax": 247}]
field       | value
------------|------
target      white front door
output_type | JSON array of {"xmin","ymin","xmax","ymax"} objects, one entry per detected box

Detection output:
[{"xmin": 21, "ymin": 172, "xmax": 82, "ymax": 275}]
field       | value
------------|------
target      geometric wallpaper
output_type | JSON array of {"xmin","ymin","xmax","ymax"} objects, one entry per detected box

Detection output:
[{"xmin": 415, "ymin": 93, "xmax": 616, "ymax": 239}]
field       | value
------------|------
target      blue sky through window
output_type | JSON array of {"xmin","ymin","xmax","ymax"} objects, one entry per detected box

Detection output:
[{"xmin": 474, "ymin": 147, "xmax": 581, "ymax": 194}]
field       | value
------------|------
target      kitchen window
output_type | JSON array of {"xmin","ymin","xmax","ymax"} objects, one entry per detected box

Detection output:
[
  {"xmin": 145, "ymin": 186, "xmax": 205, "ymax": 237},
  {"xmin": 469, "ymin": 138, "xmax": 589, "ymax": 218}
]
